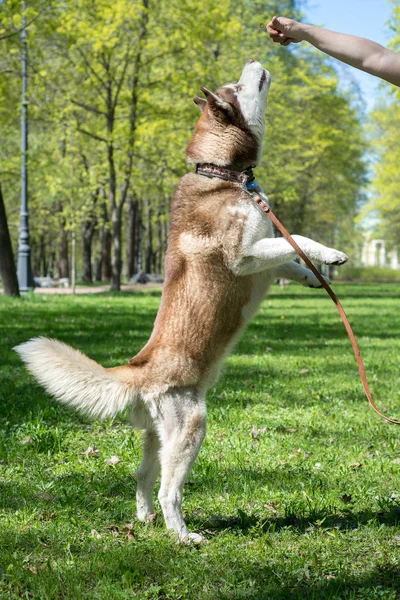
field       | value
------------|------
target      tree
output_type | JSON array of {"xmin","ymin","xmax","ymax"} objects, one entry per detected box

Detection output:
[
  {"xmin": 364, "ymin": 1, "xmax": 400, "ymax": 245},
  {"xmin": 0, "ymin": 0, "xmax": 368, "ymax": 285},
  {"xmin": 0, "ymin": 184, "xmax": 19, "ymax": 296}
]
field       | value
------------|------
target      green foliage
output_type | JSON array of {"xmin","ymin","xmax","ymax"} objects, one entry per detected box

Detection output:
[
  {"xmin": 1, "ymin": 285, "xmax": 400, "ymax": 598},
  {"xmin": 341, "ymin": 266, "xmax": 400, "ymax": 284},
  {"xmin": 366, "ymin": 2, "xmax": 400, "ymax": 245},
  {"xmin": 260, "ymin": 48, "xmax": 367, "ymax": 247},
  {"xmin": 0, "ymin": 0, "xmax": 368, "ymax": 283}
]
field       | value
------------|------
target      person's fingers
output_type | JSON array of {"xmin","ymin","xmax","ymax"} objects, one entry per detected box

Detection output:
[
  {"xmin": 269, "ymin": 32, "xmax": 285, "ymax": 41},
  {"xmin": 281, "ymin": 39, "xmax": 292, "ymax": 46},
  {"xmin": 266, "ymin": 18, "xmax": 278, "ymax": 33},
  {"xmin": 272, "ymin": 15, "xmax": 286, "ymax": 32},
  {"xmin": 267, "ymin": 27, "xmax": 286, "ymax": 40},
  {"xmin": 273, "ymin": 34, "xmax": 291, "ymax": 44}
]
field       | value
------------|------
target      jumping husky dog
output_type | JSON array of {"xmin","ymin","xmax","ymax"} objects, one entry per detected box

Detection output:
[{"xmin": 15, "ymin": 60, "xmax": 348, "ymax": 543}]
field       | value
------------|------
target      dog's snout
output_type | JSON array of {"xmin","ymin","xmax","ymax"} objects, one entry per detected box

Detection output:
[{"xmin": 247, "ymin": 59, "xmax": 255, "ymax": 65}]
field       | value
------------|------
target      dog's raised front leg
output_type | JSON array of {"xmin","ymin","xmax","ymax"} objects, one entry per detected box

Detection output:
[
  {"xmin": 156, "ymin": 389, "xmax": 207, "ymax": 542},
  {"xmin": 236, "ymin": 235, "xmax": 347, "ymax": 276},
  {"xmin": 274, "ymin": 261, "xmax": 330, "ymax": 288}
]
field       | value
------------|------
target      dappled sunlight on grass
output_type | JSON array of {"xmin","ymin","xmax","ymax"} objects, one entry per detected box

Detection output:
[{"xmin": 1, "ymin": 284, "xmax": 400, "ymax": 599}]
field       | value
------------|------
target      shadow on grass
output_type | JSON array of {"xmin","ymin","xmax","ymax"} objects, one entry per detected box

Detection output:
[
  {"xmin": 2, "ymin": 285, "xmax": 400, "ymax": 422},
  {"xmin": 0, "ymin": 518, "xmax": 399, "ymax": 600},
  {"xmin": 190, "ymin": 505, "xmax": 400, "ymax": 535}
]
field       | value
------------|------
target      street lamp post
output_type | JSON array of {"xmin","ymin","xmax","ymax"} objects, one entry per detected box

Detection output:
[{"xmin": 17, "ymin": 1, "xmax": 33, "ymax": 293}]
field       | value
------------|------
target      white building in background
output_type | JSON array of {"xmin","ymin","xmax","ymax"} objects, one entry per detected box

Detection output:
[{"xmin": 361, "ymin": 234, "xmax": 399, "ymax": 269}]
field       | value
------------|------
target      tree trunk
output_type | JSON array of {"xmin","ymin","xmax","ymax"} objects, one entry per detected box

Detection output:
[
  {"xmin": 156, "ymin": 209, "xmax": 163, "ymax": 274},
  {"xmin": 145, "ymin": 204, "xmax": 153, "ymax": 274},
  {"xmin": 58, "ymin": 227, "xmax": 69, "ymax": 279},
  {"xmin": 137, "ymin": 211, "xmax": 143, "ymax": 273},
  {"xmin": 126, "ymin": 195, "xmax": 139, "ymax": 279},
  {"xmin": 110, "ymin": 204, "xmax": 123, "ymax": 290},
  {"xmin": 81, "ymin": 215, "xmax": 97, "ymax": 283},
  {"xmin": 96, "ymin": 197, "xmax": 112, "ymax": 282},
  {"xmin": 94, "ymin": 229, "xmax": 103, "ymax": 282},
  {"xmin": 0, "ymin": 184, "xmax": 20, "ymax": 296},
  {"xmin": 39, "ymin": 234, "xmax": 47, "ymax": 276},
  {"xmin": 48, "ymin": 249, "xmax": 56, "ymax": 278},
  {"xmin": 102, "ymin": 227, "xmax": 112, "ymax": 282},
  {"xmin": 162, "ymin": 213, "xmax": 169, "ymax": 275},
  {"xmin": 58, "ymin": 203, "xmax": 69, "ymax": 279}
]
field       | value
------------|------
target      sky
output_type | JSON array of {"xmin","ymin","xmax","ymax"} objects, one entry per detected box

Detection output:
[{"xmin": 303, "ymin": 0, "xmax": 393, "ymax": 110}]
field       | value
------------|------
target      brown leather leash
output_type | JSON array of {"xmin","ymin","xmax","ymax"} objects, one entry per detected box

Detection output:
[{"xmin": 252, "ymin": 194, "xmax": 400, "ymax": 426}]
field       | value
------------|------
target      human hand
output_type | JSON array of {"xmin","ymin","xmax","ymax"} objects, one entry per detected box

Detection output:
[{"xmin": 266, "ymin": 16, "xmax": 304, "ymax": 46}]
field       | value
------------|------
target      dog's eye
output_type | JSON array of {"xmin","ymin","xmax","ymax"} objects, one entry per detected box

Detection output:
[{"xmin": 235, "ymin": 85, "xmax": 243, "ymax": 92}]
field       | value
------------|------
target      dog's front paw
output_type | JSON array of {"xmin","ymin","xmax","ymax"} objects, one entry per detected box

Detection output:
[
  {"xmin": 324, "ymin": 250, "xmax": 348, "ymax": 266},
  {"xmin": 307, "ymin": 272, "xmax": 330, "ymax": 288}
]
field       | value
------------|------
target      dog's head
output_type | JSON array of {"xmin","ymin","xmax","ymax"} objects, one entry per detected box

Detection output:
[{"xmin": 186, "ymin": 60, "xmax": 271, "ymax": 170}]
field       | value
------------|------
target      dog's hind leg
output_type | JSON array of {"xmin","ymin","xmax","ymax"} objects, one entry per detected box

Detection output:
[
  {"xmin": 136, "ymin": 430, "xmax": 161, "ymax": 521},
  {"xmin": 130, "ymin": 400, "xmax": 161, "ymax": 522},
  {"xmin": 156, "ymin": 388, "xmax": 207, "ymax": 542}
]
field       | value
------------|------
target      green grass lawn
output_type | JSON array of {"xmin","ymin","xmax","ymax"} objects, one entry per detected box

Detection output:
[{"xmin": 1, "ymin": 283, "xmax": 400, "ymax": 599}]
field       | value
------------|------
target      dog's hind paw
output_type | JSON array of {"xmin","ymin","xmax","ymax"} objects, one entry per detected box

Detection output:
[{"xmin": 183, "ymin": 532, "xmax": 207, "ymax": 545}]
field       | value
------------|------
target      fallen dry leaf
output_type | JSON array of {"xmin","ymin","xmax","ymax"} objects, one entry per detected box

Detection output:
[
  {"xmin": 83, "ymin": 446, "xmax": 100, "ymax": 457},
  {"xmin": 123, "ymin": 522, "xmax": 134, "ymax": 533},
  {"xmin": 107, "ymin": 525, "xmax": 120, "ymax": 537},
  {"xmin": 289, "ymin": 448, "xmax": 302, "ymax": 457},
  {"xmin": 392, "ymin": 458, "xmax": 400, "ymax": 464},
  {"xmin": 299, "ymin": 368, "xmax": 310, "ymax": 374},
  {"xmin": 251, "ymin": 426, "xmax": 268, "ymax": 440},
  {"xmin": 127, "ymin": 533, "xmax": 135, "ymax": 542},
  {"xmin": 91, "ymin": 529, "xmax": 102, "ymax": 540},
  {"xmin": 264, "ymin": 502, "xmax": 280, "ymax": 512},
  {"xmin": 108, "ymin": 455, "xmax": 121, "ymax": 466},
  {"xmin": 146, "ymin": 513, "xmax": 158, "ymax": 523},
  {"xmin": 39, "ymin": 512, "xmax": 56, "ymax": 521},
  {"xmin": 20, "ymin": 436, "xmax": 32, "ymax": 445},
  {"xmin": 350, "ymin": 462, "xmax": 363, "ymax": 470}
]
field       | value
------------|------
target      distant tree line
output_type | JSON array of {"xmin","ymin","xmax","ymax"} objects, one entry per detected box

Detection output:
[{"xmin": 0, "ymin": 0, "xmax": 369, "ymax": 292}]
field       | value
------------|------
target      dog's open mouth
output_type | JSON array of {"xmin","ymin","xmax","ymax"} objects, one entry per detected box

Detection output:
[{"xmin": 259, "ymin": 70, "xmax": 267, "ymax": 92}]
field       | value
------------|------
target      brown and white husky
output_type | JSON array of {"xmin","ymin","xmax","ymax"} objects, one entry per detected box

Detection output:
[{"xmin": 15, "ymin": 60, "xmax": 347, "ymax": 543}]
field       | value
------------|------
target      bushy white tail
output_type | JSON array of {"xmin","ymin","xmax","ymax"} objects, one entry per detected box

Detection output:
[{"xmin": 14, "ymin": 337, "xmax": 135, "ymax": 419}]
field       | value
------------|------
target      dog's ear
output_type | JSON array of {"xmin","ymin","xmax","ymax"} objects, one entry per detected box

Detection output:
[
  {"xmin": 193, "ymin": 96, "xmax": 207, "ymax": 111},
  {"xmin": 200, "ymin": 86, "xmax": 233, "ymax": 120}
]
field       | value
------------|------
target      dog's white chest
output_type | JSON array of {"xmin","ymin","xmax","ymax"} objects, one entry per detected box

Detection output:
[{"xmin": 232, "ymin": 194, "xmax": 274, "ymax": 256}]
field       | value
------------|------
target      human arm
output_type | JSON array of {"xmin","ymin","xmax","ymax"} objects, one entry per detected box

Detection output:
[{"xmin": 266, "ymin": 16, "xmax": 400, "ymax": 87}]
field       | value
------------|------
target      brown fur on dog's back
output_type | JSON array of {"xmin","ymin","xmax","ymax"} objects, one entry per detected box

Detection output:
[{"xmin": 128, "ymin": 174, "xmax": 254, "ymax": 389}]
